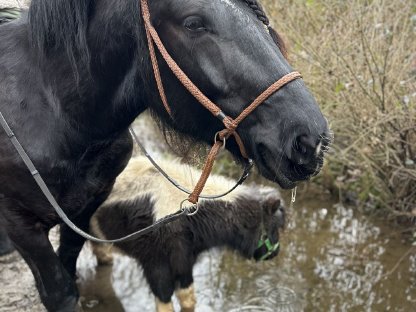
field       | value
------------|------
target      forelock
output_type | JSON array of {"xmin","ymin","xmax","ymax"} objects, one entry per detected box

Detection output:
[{"xmin": 243, "ymin": 0, "xmax": 270, "ymax": 26}]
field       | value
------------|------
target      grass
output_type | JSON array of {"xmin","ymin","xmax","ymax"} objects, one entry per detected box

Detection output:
[{"xmin": 262, "ymin": 0, "xmax": 416, "ymax": 228}]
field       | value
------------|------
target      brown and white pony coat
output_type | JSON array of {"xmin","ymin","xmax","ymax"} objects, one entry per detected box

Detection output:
[{"xmin": 91, "ymin": 156, "xmax": 285, "ymax": 312}]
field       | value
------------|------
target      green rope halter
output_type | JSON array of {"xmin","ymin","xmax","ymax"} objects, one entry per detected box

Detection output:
[{"xmin": 257, "ymin": 234, "xmax": 280, "ymax": 261}]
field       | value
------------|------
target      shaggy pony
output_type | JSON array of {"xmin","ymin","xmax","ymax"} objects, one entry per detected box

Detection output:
[{"xmin": 91, "ymin": 156, "xmax": 285, "ymax": 312}]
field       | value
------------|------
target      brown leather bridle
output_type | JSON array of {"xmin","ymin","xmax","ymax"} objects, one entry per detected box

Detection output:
[{"xmin": 141, "ymin": 0, "xmax": 302, "ymax": 204}]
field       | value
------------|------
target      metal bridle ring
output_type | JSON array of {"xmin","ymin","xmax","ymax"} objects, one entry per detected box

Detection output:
[
  {"xmin": 214, "ymin": 131, "xmax": 226, "ymax": 149},
  {"xmin": 180, "ymin": 199, "xmax": 199, "ymax": 216}
]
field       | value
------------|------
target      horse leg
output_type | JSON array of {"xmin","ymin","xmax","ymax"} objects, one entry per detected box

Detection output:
[
  {"xmin": 5, "ymin": 218, "xmax": 79, "ymax": 311},
  {"xmin": 58, "ymin": 220, "xmax": 89, "ymax": 278},
  {"xmin": 58, "ymin": 192, "xmax": 111, "ymax": 278},
  {"xmin": 175, "ymin": 272, "xmax": 196, "ymax": 312},
  {"xmin": 0, "ymin": 223, "xmax": 15, "ymax": 256}
]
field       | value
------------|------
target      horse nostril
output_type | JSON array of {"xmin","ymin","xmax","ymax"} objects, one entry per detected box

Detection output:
[
  {"xmin": 289, "ymin": 134, "xmax": 320, "ymax": 166},
  {"xmin": 298, "ymin": 134, "xmax": 318, "ymax": 151}
]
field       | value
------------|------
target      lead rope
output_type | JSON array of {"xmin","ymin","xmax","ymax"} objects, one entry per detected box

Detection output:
[{"xmin": 140, "ymin": 0, "xmax": 302, "ymax": 204}]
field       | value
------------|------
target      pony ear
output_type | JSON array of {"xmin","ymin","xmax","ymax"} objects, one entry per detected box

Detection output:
[
  {"xmin": 262, "ymin": 197, "xmax": 281, "ymax": 215},
  {"xmin": 268, "ymin": 26, "xmax": 288, "ymax": 60}
]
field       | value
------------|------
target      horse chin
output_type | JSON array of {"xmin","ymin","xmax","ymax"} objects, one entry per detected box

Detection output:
[
  {"xmin": 257, "ymin": 162, "xmax": 297, "ymax": 190},
  {"xmin": 253, "ymin": 149, "xmax": 298, "ymax": 190},
  {"xmin": 252, "ymin": 142, "xmax": 324, "ymax": 189}
]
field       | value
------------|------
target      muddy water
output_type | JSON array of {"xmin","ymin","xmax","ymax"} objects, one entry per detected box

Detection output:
[
  {"xmin": 2, "ymin": 191, "xmax": 414, "ymax": 312},
  {"xmin": 75, "ymin": 189, "xmax": 415, "ymax": 312}
]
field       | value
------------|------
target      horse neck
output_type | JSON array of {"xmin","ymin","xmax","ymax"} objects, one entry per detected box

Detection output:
[
  {"xmin": 187, "ymin": 200, "xmax": 261, "ymax": 257},
  {"xmin": 36, "ymin": 13, "xmax": 151, "ymax": 141}
]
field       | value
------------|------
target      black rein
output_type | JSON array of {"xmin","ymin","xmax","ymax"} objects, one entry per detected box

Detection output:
[
  {"xmin": 0, "ymin": 112, "xmax": 191, "ymax": 243},
  {"xmin": 0, "ymin": 112, "xmax": 252, "ymax": 243}
]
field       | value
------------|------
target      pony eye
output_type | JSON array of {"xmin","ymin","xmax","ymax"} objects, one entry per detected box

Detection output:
[{"xmin": 183, "ymin": 16, "xmax": 206, "ymax": 32}]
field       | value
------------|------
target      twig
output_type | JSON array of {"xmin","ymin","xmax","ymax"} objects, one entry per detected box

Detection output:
[{"xmin": 380, "ymin": 246, "xmax": 416, "ymax": 278}]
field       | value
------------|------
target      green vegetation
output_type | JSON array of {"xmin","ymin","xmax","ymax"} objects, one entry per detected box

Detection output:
[{"xmin": 263, "ymin": 0, "xmax": 415, "ymax": 227}]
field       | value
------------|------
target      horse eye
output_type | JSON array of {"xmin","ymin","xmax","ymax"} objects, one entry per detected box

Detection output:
[{"xmin": 183, "ymin": 16, "xmax": 206, "ymax": 32}]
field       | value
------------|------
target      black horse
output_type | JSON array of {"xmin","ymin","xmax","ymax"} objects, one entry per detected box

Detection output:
[{"xmin": 0, "ymin": 0, "xmax": 329, "ymax": 311}]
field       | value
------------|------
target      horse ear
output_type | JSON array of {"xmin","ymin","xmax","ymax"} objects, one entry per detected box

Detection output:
[{"xmin": 268, "ymin": 26, "xmax": 288, "ymax": 60}]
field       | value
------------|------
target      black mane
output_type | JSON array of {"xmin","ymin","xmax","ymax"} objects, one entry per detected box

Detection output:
[
  {"xmin": 28, "ymin": 0, "xmax": 92, "ymax": 68},
  {"xmin": 27, "ymin": 0, "xmax": 286, "ymax": 70},
  {"xmin": 27, "ymin": 0, "xmax": 147, "ymax": 83}
]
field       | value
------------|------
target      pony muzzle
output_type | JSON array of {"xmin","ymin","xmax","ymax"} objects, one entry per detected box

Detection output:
[{"xmin": 254, "ymin": 236, "xmax": 280, "ymax": 261}]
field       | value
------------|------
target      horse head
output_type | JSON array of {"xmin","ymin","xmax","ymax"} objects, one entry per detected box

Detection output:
[
  {"xmin": 27, "ymin": 0, "xmax": 331, "ymax": 189},
  {"xmin": 145, "ymin": 0, "xmax": 331, "ymax": 188}
]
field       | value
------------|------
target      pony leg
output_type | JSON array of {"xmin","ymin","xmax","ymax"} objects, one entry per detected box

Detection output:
[
  {"xmin": 0, "ymin": 223, "xmax": 15, "ymax": 256},
  {"xmin": 175, "ymin": 284, "xmax": 196, "ymax": 312},
  {"xmin": 91, "ymin": 241, "xmax": 114, "ymax": 265},
  {"xmin": 155, "ymin": 298, "xmax": 174, "ymax": 312},
  {"xmin": 5, "ymin": 218, "xmax": 79, "ymax": 311},
  {"xmin": 143, "ymin": 263, "xmax": 175, "ymax": 312}
]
